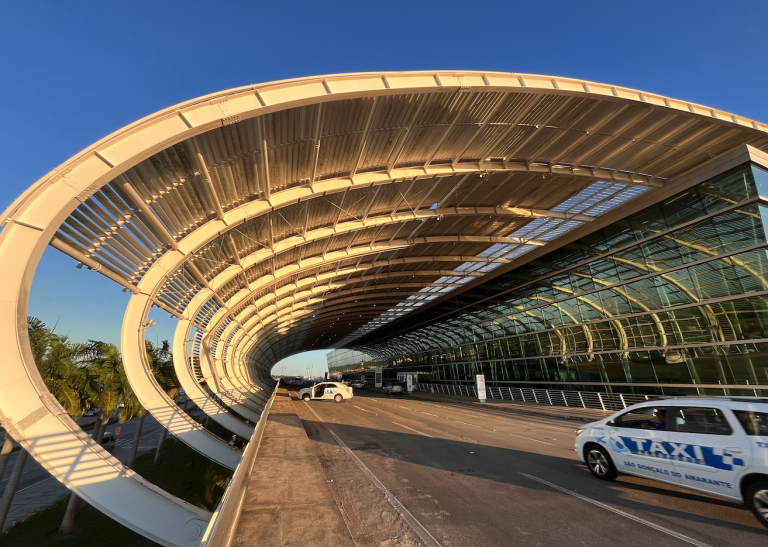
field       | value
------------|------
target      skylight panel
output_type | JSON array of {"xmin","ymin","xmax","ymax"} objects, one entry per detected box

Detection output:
[
  {"xmin": 337, "ymin": 179, "xmax": 652, "ymax": 346},
  {"xmin": 583, "ymin": 185, "xmax": 650, "ymax": 216},
  {"xmin": 537, "ymin": 220, "xmax": 583, "ymax": 241},
  {"xmin": 552, "ymin": 180, "xmax": 631, "ymax": 215},
  {"xmin": 552, "ymin": 182, "xmax": 606, "ymax": 212}
]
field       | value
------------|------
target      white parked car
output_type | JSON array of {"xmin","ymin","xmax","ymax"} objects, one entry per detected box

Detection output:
[
  {"xmin": 575, "ymin": 397, "xmax": 768, "ymax": 528},
  {"xmin": 298, "ymin": 382, "xmax": 353, "ymax": 403}
]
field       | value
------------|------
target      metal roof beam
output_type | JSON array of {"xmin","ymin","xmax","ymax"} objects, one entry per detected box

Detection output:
[
  {"xmin": 115, "ymin": 175, "xmax": 179, "ymax": 251},
  {"xmin": 185, "ymin": 139, "xmax": 224, "ymax": 220},
  {"xmin": 423, "ymin": 92, "xmax": 476, "ymax": 168}
]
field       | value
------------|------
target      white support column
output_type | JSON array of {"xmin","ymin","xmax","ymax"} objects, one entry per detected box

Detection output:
[
  {"xmin": 122, "ymin": 290, "xmax": 243, "ymax": 470},
  {"xmin": 172, "ymin": 320, "xmax": 255, "ymax": 439}
]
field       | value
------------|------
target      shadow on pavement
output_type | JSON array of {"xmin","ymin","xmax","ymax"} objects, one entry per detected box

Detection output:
[{"xmin": 297, "ymin": 416, "xmax": 766, "ymax": 538}]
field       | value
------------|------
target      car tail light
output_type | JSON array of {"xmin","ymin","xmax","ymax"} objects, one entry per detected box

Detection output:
[{"xmin": 346, "ymin": 388, "xmax": 351, "ymax": 394}]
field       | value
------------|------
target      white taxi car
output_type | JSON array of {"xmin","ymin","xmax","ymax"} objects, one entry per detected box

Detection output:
[
  {"xmin": 575, "ymin": 397, "xmax": 768, "ymax": 528},
  {"xmin": 298, "ymin": 382, "xmax": 353, "ymax": 403}
]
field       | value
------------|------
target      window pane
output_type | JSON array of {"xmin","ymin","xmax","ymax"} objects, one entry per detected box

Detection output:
[
  {"xmin": 733, "ymin": 410, "xmax": 768, "ymax": 436},
  {"xmin": 614, "ymin": 406, "xmax": 667, "ymax": 430},
  {"xmin": 671, "ymin": 407, "xmax": 732, "ymax": 435}
]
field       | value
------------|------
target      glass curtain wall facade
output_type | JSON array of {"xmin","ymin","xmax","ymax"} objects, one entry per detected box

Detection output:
[
  {"xmin": 327, "ymin": 348, "xmax": 375, "ymax": 373},
  {"xmin": 357, "ymin": 162, "xmax": 768, "ymax": 395}
]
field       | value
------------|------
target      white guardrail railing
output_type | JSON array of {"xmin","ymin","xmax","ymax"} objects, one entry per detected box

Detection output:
[
  {"xmin": 416, "ymin": 382, "xmax": 653, "ymax": 412},
  {"xmin": 201, "ymin": 382, "xmax": 279, "ymax": 547}
]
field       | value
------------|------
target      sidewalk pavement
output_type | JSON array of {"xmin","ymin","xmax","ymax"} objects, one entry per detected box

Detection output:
[
  {"xmin": 408, "ymin": 391, "xmax": 615, "ymax": 423},
  {"xmin": 232, "ymin": 389, "xmax": 355, "ymax": 546}
]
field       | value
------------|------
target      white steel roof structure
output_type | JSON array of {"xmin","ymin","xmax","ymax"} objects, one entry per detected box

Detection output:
[{"xmin": 1, "ymin": 71, "xmax": 768, "ymax": 545}]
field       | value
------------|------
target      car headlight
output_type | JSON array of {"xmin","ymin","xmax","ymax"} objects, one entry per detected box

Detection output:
[{"xmin": 575, "ymin": 428, "xmax": 585, "ymax": 436}]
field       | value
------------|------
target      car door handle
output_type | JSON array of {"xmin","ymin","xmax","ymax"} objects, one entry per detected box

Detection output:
[{"xmin": 726, "ymin": 447, "xmax": 743, "ymax": 453}]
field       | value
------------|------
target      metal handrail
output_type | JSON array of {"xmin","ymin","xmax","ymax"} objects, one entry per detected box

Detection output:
[{"xmin": 202, "ymin": 382, "xmax": 279, "ymax": 547}]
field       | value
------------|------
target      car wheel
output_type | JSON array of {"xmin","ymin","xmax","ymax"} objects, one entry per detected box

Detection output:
[
  {"xmin": 585, "ymin": 445, "xmax": 617, "ymax": 481},
  {"xmin": 302, "ymin": 394, "xmax": 310, "ymax": 402},
  {"xmin": 334, "ymin": 394, "xmax": 343, "ymax": 403},
  {"xmin": 745, "ymin": 481, "xmax": 768, "ymax": 529}
]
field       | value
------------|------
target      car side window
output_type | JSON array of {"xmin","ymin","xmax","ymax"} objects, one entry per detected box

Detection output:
[
  {"xmin": 613, "ymin": 407, "xmax": 667, "ymax": 430},
  {"xmin": 733, "ymin": 410, "xmax": 768, "ymax": 436},
  {"xmin": 670, "ymin": 407, "xmax": 732, "ymax": 435}
]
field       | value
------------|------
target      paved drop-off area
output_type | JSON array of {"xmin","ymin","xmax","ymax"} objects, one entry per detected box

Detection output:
[{"xmin": 289, "ymin": 389, "xmax": 768, "ymax": 547}]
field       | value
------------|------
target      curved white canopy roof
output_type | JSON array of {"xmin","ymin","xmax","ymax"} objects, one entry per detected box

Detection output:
[{"xmin": 1, "ymin": 71, "xmax": 767, "ymax": 545}]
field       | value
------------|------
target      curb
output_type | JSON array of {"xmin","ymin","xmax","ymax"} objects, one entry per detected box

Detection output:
[{"xmin": 409, "ymin": 393, "xmax": 609, "ymax": 423}]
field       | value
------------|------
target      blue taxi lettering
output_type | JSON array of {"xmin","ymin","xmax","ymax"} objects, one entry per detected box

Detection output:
[
  {"xmin": 616, "ymin": 436, "xmax": 746, "ymax": 470},
  {"xmin": 757, "ymin": 442, "xmax": 768, "ymax": 448}
]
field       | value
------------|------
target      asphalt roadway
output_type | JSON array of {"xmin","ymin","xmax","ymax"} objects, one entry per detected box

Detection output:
[{"xmin": 290, "ymin": 388, "xmax": 767, "ymax": 547}]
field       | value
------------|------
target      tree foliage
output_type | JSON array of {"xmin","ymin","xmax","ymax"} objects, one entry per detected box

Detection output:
[
  {"xmin": 26, "ymin": 317, "xmax": 179, "ymax": 423},
  {"xmin": 28, "ymin": 317, "xmax": 93, "ymax": 418},
  {"xmin": 145, "ymin": 340, "xmax": 178, "ymax": 400}
]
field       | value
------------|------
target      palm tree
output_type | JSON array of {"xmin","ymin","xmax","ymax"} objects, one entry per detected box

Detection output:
[
  {"xmin": 87, "ymin": 341, "xmax": 125, "ymax": 440},
  {"xmin": 28, "ymin": 318, "xmax": 93, "ymax": 418}
]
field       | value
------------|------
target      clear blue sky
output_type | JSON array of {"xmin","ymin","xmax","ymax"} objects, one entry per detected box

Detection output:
[{"xmin": 2, "ymin": 0, "xmax": 766, "ymax": 374}]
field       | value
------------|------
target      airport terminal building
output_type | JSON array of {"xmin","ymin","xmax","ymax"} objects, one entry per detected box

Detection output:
[{"xmin": 346, "ymin": 155, "xmax": 768, "ymax": 397}]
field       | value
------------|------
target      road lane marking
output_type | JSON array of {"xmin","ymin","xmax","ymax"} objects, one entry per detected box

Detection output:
[
  {"xmin": 365, "ymin": 399, "xmax": 551, "ymax": 445},
  {"xmin": 15, "ymin": 476, "xmax": 53, "ymax": 493},
  {"xmin": 303, "ymin": 400, "xmax": 442, "ymax": 546},
  {"xmin": 365, "ymin": 398, "xmax": 573, "ymax": 442},
  {"xmin": 1, "ymin": 469, "xmax": 30, "ymax": 483},
  {"xmin": 353, "ymin": 405, "xmax": 372, "ymax": 413},
  {"xmin": 508, "ymin": 433, "xmax": 553, "ymax": 445},
  {"xmin": 329, "ymin": 430, "xmax": 443, "ymax": 547},
  {"xmin": 411, "ymin": 399, "xmax": 581, "ymax": 429},
  {"xmin": 519, "ymin": 473, "xmax": 711, "ymax": 547},
  {"xmin": 115, "ymin": 427, "xmax": 162, "ymax": 447},
  {"xmin": 303, "ymin": 400, "xmax": 325, "ymax": 423},
  {"xmin": 391, "ymin": 422, "xmax": 434, "ymax": 438}
]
